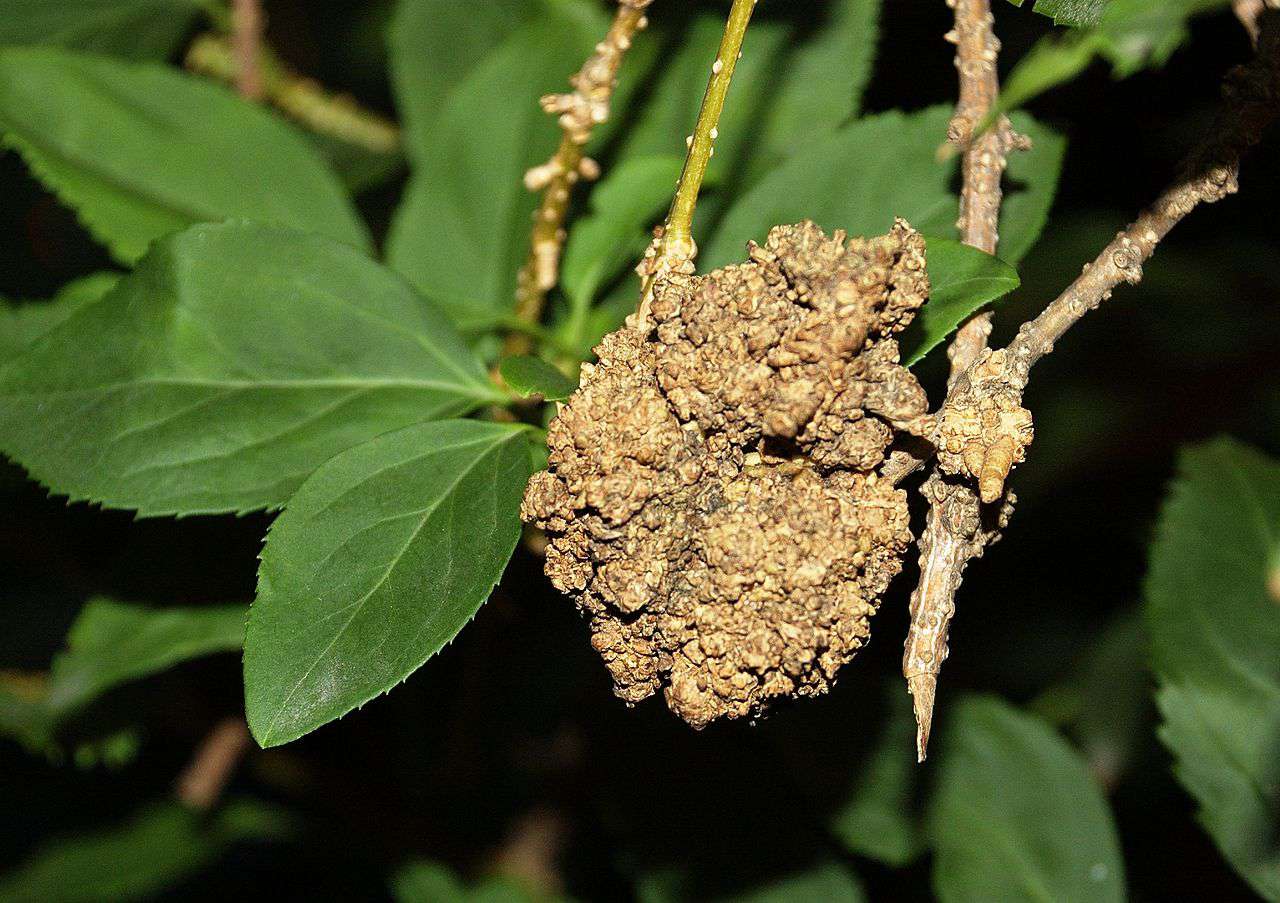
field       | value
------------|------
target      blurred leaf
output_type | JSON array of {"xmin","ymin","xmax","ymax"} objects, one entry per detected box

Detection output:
[
  {"xmin": 0, "ymin": 49, "xmax": 370, "ymax": 263},
  {"xmin": 45, "ymin": 598, "xmax": 245, "ymax": 715},
  {"xmin": 244, "ymin": 420, "xmax": 531, "ymax": 747},
  {"xmin": 997, "ymin": 33, "xmax": 1106, "ymax": 123},
  {"xmin": 1033, "ymin": 611, "xmax": 1152, "ymax": 791},
  {"xmin": 703, "ymin": 107, "xmax": 959, "ymax": 270},
  {"xmin": 392, "ymin": 859, "xmax": 535, "ymax": 902},
  {"xmin": 740, "ymin": 0, "xmax": 881, "ymax": 186},
  {"xmin": 1098, "ymin": 0, "xmax": 1233, "ymax": 78},
  {"xmin": 553, "ymin": 276, "xmax": 636, "ymax": 361},
  {"xmin": 638, "ymin": 859, "xmax": 865, "ymax": 903},
  {"xmin": 0, "ymin": 222, "xmax": 498, "ymax": 517},
  {"xmin": 708, "ymin": 107, "xmax": 1063, "ymax": 273},
  {"xmin": 0, "ymin": 598, "xmax": 243, "ymax": 755},
  {"xmin": 1000, "ymin": 113, "xmax": 1068, "ymax": 266},
  {"xmin": 560, "ymin": 154, "xmax": 683, "ymax": 345},
  {"xmin": 1008, "ymin": 0, "xmax": 1109, "ymax": 27},
  {"xmin": 308, "ymin": 131, "xmax": 405, "ymax": 196},
  {"xmin": 995, "ymin": 0, "xmax": 1232, "ymax": 121},
  {"xmin": 499, "ymin": 356, "xmax": 577, "ymax": 402},
  {"xmin": 901, "ymin": 239, "xmax": 1021, "ymax": 366},
  {"xmin": 0, "ymin": 681, "xmax": 55, "ymax": 754},
  {"xmin": 389, "ymin": 0, "xmax": 539, "ymax": 157},
  {"xmin": 928, "ymin": 695, "xmax": 1125, "ymax": 902},
  {"xmin": 0, "ymin": 272, "xmax": 119, "ymax": 363},
  {"xmin": 830, "ymin": 689, "xmax": 922, "ymax": 867},
  {"xmin": 0, "ymin": 799, "xmax": 290, "ymax": 902},
  {"xmin": 386, "ymin": 11, "xmax": 606, "ymax": 322},
  {"xmin": 70, "ymin": 727, "xmax": 140, "ymax": 771},
  {"xmin": 1146, "ymin": 438, "xmax": 1280, "ymax": 900},
  {"xmin": 0, "ymin": 0, "xmax": 205, "ymax": 60}
]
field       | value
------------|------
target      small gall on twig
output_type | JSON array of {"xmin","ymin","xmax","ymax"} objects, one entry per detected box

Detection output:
[
  {"xmin": 231, "ymin": 0, "xmax": 265, "ymax": 101},
  {"xmin": 934, "ymin": 348, "xmax": 1034, "ymax": 504}
]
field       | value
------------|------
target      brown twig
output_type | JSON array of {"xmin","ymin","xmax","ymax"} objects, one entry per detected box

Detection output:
[
  {"xmin": 488, "ymin": 806, "xmax": 567, "ymax": 896},
  {"xmin": 504, "ymin": 0, "xmax": 654, "ymax": 357},
  {"xmin": 903, "ymin": 0, "xmax": 1023, "ymax": 762},
  {"xmin": 995, "ymin": 14, "xmax": 1280, "ymax": 389},
  {"xmin": 186, "ymin": 34, "xmax": 400, "ymax": 154},
  {"xmin": 231, "ymin": 0, "xmax": 265, "ymax": 101},
  {"xmin": 943, "ymin": 0, "xmax": 1028, "ymax": 384},
  {"xmin": 1235, "ymin": 0, "xmax": 1268, "ymax": 45},
  {"xmin": 174, "ymin": 717, "xmax": 253, "ymax": 811},
  {"xmin": 903, "ymin": 8, "xmax": 1280, "ymax": 761}
]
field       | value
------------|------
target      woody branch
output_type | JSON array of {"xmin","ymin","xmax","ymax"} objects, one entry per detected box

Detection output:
[
  {"xmin": 902, "ymin": 0, "xmax": 1024, "ymax": 762},
  {"xmin": 505, "ymin": 0, "xmax": 654, "ymax": 356},
  {"xmin": 902, "ymin": 5, "xmax": 1280, "ymax": 762}
]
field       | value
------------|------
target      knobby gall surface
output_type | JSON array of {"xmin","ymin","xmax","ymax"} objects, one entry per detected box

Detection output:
[{"xmin": 523, "ymin": 221, "xmax": 934, "ymax": 728}]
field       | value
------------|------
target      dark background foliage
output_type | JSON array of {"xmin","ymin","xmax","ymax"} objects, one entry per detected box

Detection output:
[{"xmin": 1, "ymin": 0, "xmax": 1276, "ymax": 899}]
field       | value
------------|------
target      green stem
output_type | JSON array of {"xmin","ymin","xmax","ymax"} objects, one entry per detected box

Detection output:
[
  {"xmin": 664, "ymin": 0, "xmax": 757, "ymax": 247},
  {"xmin": 637, "ymin": 0, "xmax": 758, "ymax": 322}
]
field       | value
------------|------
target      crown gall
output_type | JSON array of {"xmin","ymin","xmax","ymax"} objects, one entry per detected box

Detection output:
[
  {"xmin": 522, "ymin": 221, "xmax": 929, "ymax": 728},
  {"xmin": 934, "ymin": 347, "xmax": 1034, "ymax": 503}
]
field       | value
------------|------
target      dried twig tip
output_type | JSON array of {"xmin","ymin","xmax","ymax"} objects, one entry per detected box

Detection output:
[{"xmin": 908, "ymin": 674, "xmax": 936, "ymax": 762}]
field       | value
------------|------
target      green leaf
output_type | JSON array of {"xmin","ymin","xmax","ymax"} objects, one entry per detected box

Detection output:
[
  {"xmin": 830, "ymin": 688, "xmax": 922, "ymax": 867},
  {"xmin": 554, "ymin": 276, "xmax": 636, "ymax": 361},
  {"xmin": 0, "ymin": 0, "xmax": 206, "ymax": 60},
  {"xmin": 392, "ymin": 860, "xmax": 536, "ymax": 903},
  {"xmin": 0, "ymin": 682, "xmax": 56, "ymax": 756},
  {"xmin": 1008, "ymin": 0, "xmax": 1109, "ymax": 27},
  {"xmin": 562, "ymin": 154, "xmax": 684, "ymax": 307},
  {"xmin": 707, "ymin": 107, "xmax": 1062, "ymax": 274},
  {"xmin": 997, "ymin": 33, "xmax": 1105, "ymax": 123},
  {"xmin": 560, "ymin": 154, "xmax": 683, "ymax": 345},
  {"xmin": 727, "ymin": 862, "xmax": 865, "ymax": 903},
  {"xmin": 1146, "ymin": 438, "xmax": 1280, "ymax": 900},
  {"xmin": 0, "ymin": 48, "xmax": 369, "ymax": 263},
  {"xmin": 0, "ymin": 222, "xmax": 498, "ymax": 517},
  {"xmin": 0, "ymin": 598, "xmax": 244, "ymax": 755},
  {"xmin": 308, "ymin": 130, "xmax": 405, "ymax": 196},
  {"xmin": 1032, "ymin": 611, "xmax": 1152, "ymax": 790},
  {"xmin": 900, "ymin": 238, "xmax": 1021, "ymax": 366},
  {"xmin": 703, "ymin": 107, "xmax": 960, "ymax": 271},
  {"xmin": 0, "ymin": 272, "xmax": 119, "ymax": 363},
  {"xmin": 244, "ymin": 420, "xmax": 532, "ymax": 747},
  {"xmin": 996, "ymin": 0, "xmax": 1231, "ymax": 120},
  {"xmin": 638, "ymin": 860, "xmax": 865, "ymax": 903},
  {"xmin": 385, "ymin": 11, "xmax": 606, "ymax": 322},
  {"xmin": 1000, "ymin": 113, "xmax": 1069, "ymax": 267},
  {"xmin": 499, "ymin": 356, "xmax": 577, "ymax": 402},
  {"xmin": 739, "ymin": 0, "xmax": 882, "ymax": 186},
  {"xmin": 388, "ymin": 0, "xmax": 541, "ymax": 159},
  {"xmin": 46, "ymin": 598, "xmax": 246, "ymax": 716},
  {"xmin": 0, "ymin": 800, "xmax": 291, "ymax": 903},
  {"xmin": 928, "ymin": 695, "xmax": 1125, "ymax": 902},
  {"xmin": 1098, "ymin": 0, "xmax": 1232, "ymax": 78}
]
